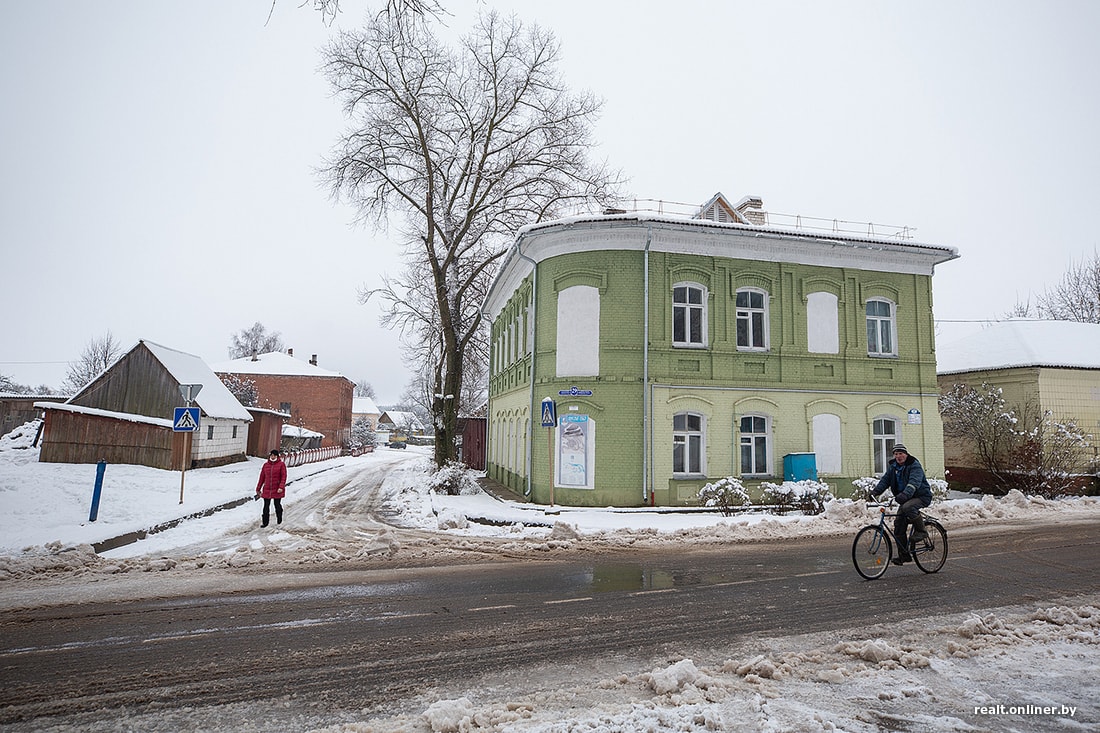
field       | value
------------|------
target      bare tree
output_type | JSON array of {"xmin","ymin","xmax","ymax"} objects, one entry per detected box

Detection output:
[
  {"xmin": 229, "ymin": 322, "xmax": 286, "ymax": 359},
  {"xmin": 63, "ymin": 332, "xmax": 123, "ymax": 394},
  {"xmin": 1009, "ymin": 252, "xmax": 1100, "ymax": 323},
  {"xmin": 354, "ymin": 379, "xmax": 377, "ymax": 399},
  {"xmin": 265, "ymin": 0, "xmax": 446, "ymax": 26},
  {"xmin": 220, "ymin": 374, "xmax": 261, "ymax": 407},
  {"xmin": 1036, "ymin": 252, "xmax": 1100, "ymax": 323},
  {"xmin": 323, "ymin": 11, "xmax": 619, "ymax": 466},
  {"xmin": 939, "ymin": 382, "xmax": 1019, "ymax": 492}
]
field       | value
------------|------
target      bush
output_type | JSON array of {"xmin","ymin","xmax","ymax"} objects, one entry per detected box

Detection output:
[
  {"xmin": 760, "ymin": 480, "xmax": 833, "ymax": 515},
  {"xmin": 428, "ymin": 461, "xmax": 478, "ymax": 496},
  {"xmin": 697, "ymin": 477, "xmax": 751, "ymax": 516}
]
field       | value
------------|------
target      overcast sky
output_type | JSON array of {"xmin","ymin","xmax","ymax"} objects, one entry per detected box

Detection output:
[{"xmin": 2, "ymin": 1, "xmax": 1097, "ymax": 404}]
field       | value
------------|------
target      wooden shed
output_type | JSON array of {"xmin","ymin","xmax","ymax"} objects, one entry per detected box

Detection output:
[
  {"xmin": 37, "ymin": 403, "xmax": 190, "ymax": 470},
  {"xmin": 38, "ymin": 339, "xmax": 252, "ymax": 469},
  {"xmin": 246, "ymin": 407, "xmax": 289, "ymax": 457}
]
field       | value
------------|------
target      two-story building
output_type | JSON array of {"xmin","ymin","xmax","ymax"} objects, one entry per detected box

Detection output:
[{"xmin": 483, "ymin": 193, "xmax": 958, "ymax": 506}]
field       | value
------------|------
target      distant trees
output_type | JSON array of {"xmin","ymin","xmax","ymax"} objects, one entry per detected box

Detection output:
[
  {"xmin": 322, "ymin": 10, "xmax": 619, "ymax": 467},
  {"xmin": 228, "ymin": 322, "xmax": 285, "ymax": 359},
  {"xmin": 354, "ymin": 380, "xmax": 377, "ymax": 399},
  {"xmin": 62, "ymin": 331, "xmax": 123, "ymax": 394},
  {"xmin": 1010, "ymin": 252, "xmax": 1100, "ymax": 323}
]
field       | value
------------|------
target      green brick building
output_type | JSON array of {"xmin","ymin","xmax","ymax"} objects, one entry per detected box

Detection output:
[{"xmin": 483, "ymin": 194, "xmax": 958, "ymax": 506}]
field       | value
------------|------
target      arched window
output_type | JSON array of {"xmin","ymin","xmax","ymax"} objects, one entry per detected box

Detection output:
[
  {"xmin": 872, "ymin": 417, "xmax": 900, "ymax": 474},
  {"xmin": 739, "ymin": 414, "xmax": 771, "ymax": 476},
  {"xmin": 673, "ymin": 283, "xmax": 707, "ymax": 347},
  {"xmin": 866, "ymin": 299, "xmax": 896, "ymax": 357},
  {"xmin": 673, "ymin": 412, "xmax": 705, "ymax": 476},
  {"xmin": 736, "ymin": 288, "xmax": 769, "ymax": 350}
]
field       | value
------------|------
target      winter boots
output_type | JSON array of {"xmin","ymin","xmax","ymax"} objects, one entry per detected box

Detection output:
[{"xmin": 910, "ymin": 516, "xmax": 929, "ymax": 544}]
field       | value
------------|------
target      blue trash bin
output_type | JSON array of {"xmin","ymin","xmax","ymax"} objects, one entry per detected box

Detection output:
[{"xmin": 783, "ymin": 453, "xmax": 818, "ymax": 481}]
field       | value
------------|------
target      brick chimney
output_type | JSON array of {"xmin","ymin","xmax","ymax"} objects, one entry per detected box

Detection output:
[{"xmin": 310, "ymin": 354, "xmax": 318, "ymax": 366}]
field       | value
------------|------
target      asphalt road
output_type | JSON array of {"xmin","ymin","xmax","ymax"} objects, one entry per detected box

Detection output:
[{"xmin": 1, "ymin": 520, "xmax": 1097, "ymax": 729}]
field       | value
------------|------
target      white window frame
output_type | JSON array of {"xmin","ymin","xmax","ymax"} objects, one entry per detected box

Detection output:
[
  {"xmin": 673, "ymin": 412, "xmax": 706, "ymax": 476},
  {"xmin": 866, "ymin": 298, "xmax": 897, "ymax": 357},
  {"xmin": 739, "ymin": 413, "xmax": 771, "ymax": 476},
  {"xmin": 872, "ymin": 416, "xmax": 900, "ymax": 474},
  {"xmin": 672, "ymin": 283, "xmax": 707, "ymax": 348},
  {"xmin": 735, "ymin": 288, "xmax": 769, "ymax": 351}
]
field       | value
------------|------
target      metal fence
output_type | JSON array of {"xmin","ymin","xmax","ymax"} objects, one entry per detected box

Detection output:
[{"xmin": 283, "ymin": 445, "xmax": 344, "ymax": 467}]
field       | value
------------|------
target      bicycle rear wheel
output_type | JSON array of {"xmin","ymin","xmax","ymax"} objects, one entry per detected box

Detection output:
[
  {"xmin": 852, "ymin": 525, "xmax": 892, "ymax": 580},
  {"xmin": 911, "ymin": 520, "xmax": 948, "ymax": 573}
]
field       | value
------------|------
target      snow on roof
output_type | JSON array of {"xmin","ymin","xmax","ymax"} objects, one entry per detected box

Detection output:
[
  {"xmin": 283, "ymin": 424, "xmax": 324, "ymax": 438},
  {"xmin": 380, "ymin": 410, "xmax": 424, "ymax": 429},
  {"xmin": 937, "ymin": 320, "xmax": 1100, "ymax": 374},
  {"xmin": 210, "ymin": 351, "xmax": 348, "ymax": 379},
  {"xmin": 36, "ymin": 401, "xmax": 175, "ymax": 429},
  {"xmin": 353, "ymin": 396, "xmax": 380, "ymax": 415},
  {"xmin": 140, "ymin": 341, "xmax": 253, "ymax": 422}
]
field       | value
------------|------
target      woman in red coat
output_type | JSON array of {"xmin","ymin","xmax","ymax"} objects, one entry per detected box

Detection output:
[{"xmin": 255, "ymin": 449, "xmax": 287, "ymax": 527}]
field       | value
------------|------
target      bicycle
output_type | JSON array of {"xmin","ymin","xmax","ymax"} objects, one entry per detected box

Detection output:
[{"xmin": 852, "ymin": 503, "xmax": 948, "ymax": 580}]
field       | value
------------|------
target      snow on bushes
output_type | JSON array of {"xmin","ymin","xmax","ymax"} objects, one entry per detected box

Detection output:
[
  {"xmin": 697, "ymin": 477, "xmax": 751, "ymax": 516},
  {"xmin": 760, "ymin": 480, "xmax": 834, "ymax": 515}
]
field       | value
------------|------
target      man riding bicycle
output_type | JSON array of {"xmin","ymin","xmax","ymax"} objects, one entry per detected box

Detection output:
[{"xmin": 874, "ymin": 444, "xmax": 933, "ymax": 565}]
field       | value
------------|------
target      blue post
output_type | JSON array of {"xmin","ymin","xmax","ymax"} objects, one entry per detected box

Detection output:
[{"xmin": 89, "ymin": 461, "xmax": 106, "ymax": 522}]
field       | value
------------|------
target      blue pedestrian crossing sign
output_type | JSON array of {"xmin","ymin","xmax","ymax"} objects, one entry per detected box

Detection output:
[
  {"xmin": 540, "ymin": 398, "xmax": 557, "ymax": 428},
  {"xmin": 173, "ymin": 407, "xmax": 200, "ymax": 432}
]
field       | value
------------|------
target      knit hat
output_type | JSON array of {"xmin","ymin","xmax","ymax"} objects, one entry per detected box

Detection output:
[{"xmin": 892, "ymin": 444, "xmax": 908, "ymax": 454}]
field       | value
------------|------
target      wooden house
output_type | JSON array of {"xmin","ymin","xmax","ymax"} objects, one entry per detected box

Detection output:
[{"xmin": 37, "ymin": 340, "xmax": 251, "ymax": 469}]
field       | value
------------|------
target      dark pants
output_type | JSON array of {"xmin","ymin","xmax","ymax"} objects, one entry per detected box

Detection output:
[
  {"xmin": 262, "ymin": 498, "xmax": 283, "ymax": 526},
  {"xmin": 893, "ymin": 496, "xmax": 930, "ymax": 556}
]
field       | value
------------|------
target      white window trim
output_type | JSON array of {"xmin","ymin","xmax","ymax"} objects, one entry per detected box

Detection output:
[
  {"xmin": 739, "ymin": 413, "xmax": 772, "ymax": 477},
  {"xmin": 672, "ymin": 411, "xmax": 707, "ymax": 477},
  {"xmin": 866, "ymin": 298, "xmax": 898, "ymax": 357},
  {"xmin": 872, "ymin": 415, "xmax": 901, "ymax": 475},
  {"xmin": 672, "ymin": 282, "xmax": 708, "ymax": 349},
  {"xmin": 735, "ymin": 287, "xmax": 770, "ymax": 352}
]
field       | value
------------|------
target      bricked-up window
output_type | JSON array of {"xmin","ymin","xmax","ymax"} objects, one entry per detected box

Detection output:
[
  {"xmin": 673, "ymin": 412, "xmax": 704, "ymax": 475},
  {"xmin": 866, "ymin": 298, "xmax": 896, "ymax": 356},
  {"xmin": 873, "ymin": 417, "xmax": 900, "ymax": 474},
  {"xmin": 673, "ymin": 284, "xmax": 707, "ymax": 347},
  {"xmin": 735, "ymin": 288, "xmax": 768, "ymax": 350},
  {"xmin": 739, "ymin": 414, "xmax": 770, "ymax": 476}
]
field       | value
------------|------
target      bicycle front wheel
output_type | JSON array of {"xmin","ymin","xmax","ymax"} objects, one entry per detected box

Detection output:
[
  {"xmin": 912, "ymin": 520, "xmax": 948, "ymax": 574},
  {"xmin": 852, "ymin": 525, "xmax": 892, "ymax": 580}
]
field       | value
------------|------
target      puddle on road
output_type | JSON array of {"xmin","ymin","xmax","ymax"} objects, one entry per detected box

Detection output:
[{"xmin": 585, "ymin": 564, "xmax": 732, "ymax": 593}]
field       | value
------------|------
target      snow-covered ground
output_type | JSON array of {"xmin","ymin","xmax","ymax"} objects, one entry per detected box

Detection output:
[{"xmin": 1, "ymin": 420, "xmax": 1098, "ymax": 732}]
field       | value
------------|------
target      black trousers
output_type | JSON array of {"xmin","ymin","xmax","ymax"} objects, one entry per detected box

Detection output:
[
  {"xmin": 893, "ymin": 496, "xmax": 930, "ymax": 554},
  {"xmin": 262, "ymin": 498, "xmax": 283, "ymax": 526}
]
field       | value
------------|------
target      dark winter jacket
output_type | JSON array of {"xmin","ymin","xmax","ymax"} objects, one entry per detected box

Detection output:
[
  {"xmin": 874, "ymin": 454, "xmax": 932, "ymax": 504},
  {"xmin": 256, "ymin": 458, "xmax": 287, "ymax": 499}
]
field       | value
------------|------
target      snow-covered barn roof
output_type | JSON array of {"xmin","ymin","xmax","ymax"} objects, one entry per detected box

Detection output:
[
  {"xmin": 140, "ymin": 341, "xmax": 253, "ymax": 421},
  {"xmin": 211, "ymin": 351, "xmax": 348, "ymax": 379},
  {"xmin": 937, "ymin": 320, "xmax": 1100, "ymax": 375}
]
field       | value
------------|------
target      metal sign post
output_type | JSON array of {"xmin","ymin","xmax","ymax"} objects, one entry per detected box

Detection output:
[
  {"xmin": 540, "ymin": 398, "xmax": 557, "ymax": 510},
  {"xmin": 174, "ymin": 384, "xmax": 203, "ymax": 504}
]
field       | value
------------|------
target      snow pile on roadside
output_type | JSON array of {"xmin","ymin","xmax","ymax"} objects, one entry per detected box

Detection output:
[{"xmin": 331, "ymin": 599, "xmax": 1099, "ymax": 732}]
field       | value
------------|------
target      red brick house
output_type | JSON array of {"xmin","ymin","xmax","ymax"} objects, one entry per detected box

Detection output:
[{"xmin": 212, "ymin": 351, "xmax": 354, "ymax": 448}]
